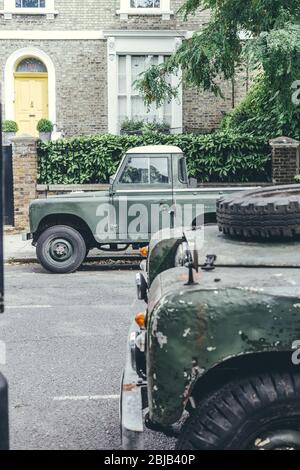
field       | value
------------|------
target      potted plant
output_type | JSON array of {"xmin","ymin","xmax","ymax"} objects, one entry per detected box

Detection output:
[
  {"xmin": 37, "ymin": 118, "xmax": 54, "ymax": 141},
  {"xmin": 2, "ymin": 120, "xmax": 18, "ymax": 145},
  {"xmin": 142, "ymin": 121, "xmax": 171, "ymax": 134},
  {"xmin": 120, "ymin": 119, "xmax": 144, "ymax": 135}
]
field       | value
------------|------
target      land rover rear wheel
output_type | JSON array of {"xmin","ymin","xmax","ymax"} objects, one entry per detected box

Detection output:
[
  {"xmin": 36, "ymin": 225, "xmax": 86, "ymax": 274},
  {"xmin": 176, "ymin": 371, "xmax": 300, "ymax": 450}
]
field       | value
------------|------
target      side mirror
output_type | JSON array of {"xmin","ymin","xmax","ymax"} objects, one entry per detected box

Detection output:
[
  {"xmin": 174, "ymin": 241, "xmax": 199, "ymax": 286},
  {"xmin": 189, "ymin": 177, "xmax": 198, "ymax": 188},
  {"xmin": 109, "ymin": 175, "xmax": 115, "ymax": 186}
]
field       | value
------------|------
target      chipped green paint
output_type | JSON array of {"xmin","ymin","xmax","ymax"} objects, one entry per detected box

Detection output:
[{"xmin": 146, "ymin": 266, "xmax": 300, "ymax": 425}]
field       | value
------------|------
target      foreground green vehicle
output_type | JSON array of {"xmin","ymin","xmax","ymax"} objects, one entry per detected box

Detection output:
[
  {"xmin": 120, "ymin": 185, "xmax": 300, "ymax": 450},
  {"xmin": 25, "ymin": 145, "xmax": 251, "ymax": 273}
]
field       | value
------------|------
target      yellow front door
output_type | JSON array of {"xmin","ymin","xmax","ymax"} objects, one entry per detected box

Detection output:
[{"xmin": 14, "ymin": 73, "xmax": 48, "ymax": 136}]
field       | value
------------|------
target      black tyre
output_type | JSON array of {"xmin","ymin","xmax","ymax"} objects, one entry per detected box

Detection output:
[
  {"xmin": 217, "ymin": 184, "xmax": 300, "ymax": 239},
  {"xmin": 177, "ymin": 371, "xmax": 300, "ymax": 450},
  {"xmin": 36, "ymin": 225, "xmax": 86, "ymax": 274}
]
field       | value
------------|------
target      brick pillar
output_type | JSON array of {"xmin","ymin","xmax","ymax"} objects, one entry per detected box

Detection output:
[
  {"xmin": 270, "ymin": 136, "xmax": 300, "ymax": 184},
  {"xmin": 12, "ymin": 136, "xmax": 38, "ymax": 231}
]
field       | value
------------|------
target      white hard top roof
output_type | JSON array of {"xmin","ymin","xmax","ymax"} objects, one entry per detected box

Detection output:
[{"xmin": 127, "ymin": 145, "xmax": 183, "ymax": 155}]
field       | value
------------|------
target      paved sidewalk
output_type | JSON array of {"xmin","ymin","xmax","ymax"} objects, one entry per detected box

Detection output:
[
  {"xmin": 4, "ymin": 234, "xmax": 36, "ymax": 262},
  {"xmin": 3, "ymin": 234, "xmax": 141, "ymax": 263}
]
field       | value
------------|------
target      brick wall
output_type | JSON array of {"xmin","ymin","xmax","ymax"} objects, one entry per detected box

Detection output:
[
  {"xmin": 0, "ymin": 1, "xmax": 209, "ymax": 30},
  {"xmin": 12, "ymin": 136, "xmax": 38, "ymax": 230},
  {"xmin": 0, "ymin": 1, "xmax": 246, "ymax": 135},
  {"xmin": 271, "ymin": 137, "xmax": 300, "ymax": 184},
  {"xmin": 0, "ymin": 39, "xmax": 107, "ymax": 136},
  {"xmin": 0, "ymin": 38, "xmax": 245, "ymax": 136}
]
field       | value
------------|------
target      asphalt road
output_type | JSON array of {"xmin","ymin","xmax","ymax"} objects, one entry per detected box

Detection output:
[{"xmin": 0, "ymin": 263, "xmax": 175, "ymax": 450}]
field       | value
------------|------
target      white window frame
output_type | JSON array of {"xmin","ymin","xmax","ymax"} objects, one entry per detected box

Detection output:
[
  {"xmin": 0, "ymin": 0, "xmax": 58, "ymax": 19},
  {"xmin": 105, "ymin": 32, "xmax": 182, "ymax": 135},
  {"xmin": 118, "ymin": 54, "xmax": 168, "ymax": 126},
  {"xmin": 117, "ymin": 0, "xmax": 173, "ymax": 20}
]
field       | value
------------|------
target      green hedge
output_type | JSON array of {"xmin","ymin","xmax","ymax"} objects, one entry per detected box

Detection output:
[
  {"xmin": 222, "ymin": 79, "xmax": 300, "ymax": 141},
  {"xmin": 37, "ymin": 131, "xmax": 271, "ymax": 184}
]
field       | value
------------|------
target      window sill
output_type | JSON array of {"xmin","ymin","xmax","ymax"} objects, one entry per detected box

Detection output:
[
  {"xmin": 116, "ymin": 9, "xmax": 173, "ymax": 20},
  {"xmin": 0, "ymin": 9, "xmax": 59, "ymax": 19}
]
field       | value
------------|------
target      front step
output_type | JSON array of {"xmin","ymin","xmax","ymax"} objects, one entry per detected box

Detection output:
[{"xmin": 4, "ymin": 226, "xmax": 19, "ymax": 235}]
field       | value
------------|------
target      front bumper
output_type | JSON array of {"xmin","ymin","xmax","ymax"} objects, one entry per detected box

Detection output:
[
  {"xmin": 120, "ymin": 322, "xmax": 146, "ymax": 450},
  {"xmin": 22, "ymin": 232, "xmax": 33, "ymax": 241}
]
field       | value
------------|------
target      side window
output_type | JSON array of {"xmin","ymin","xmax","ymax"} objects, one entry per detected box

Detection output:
[
  {"xmin": 119, "ymin": 157, "xmax": 149, "ymax": 184},
  {"xmin": 178, "ymin": 157, "xmax": 188, "ymax": 184},
  {"xmin": 150, "ymin": 157, "xmax": 169, "ymax": 184}
]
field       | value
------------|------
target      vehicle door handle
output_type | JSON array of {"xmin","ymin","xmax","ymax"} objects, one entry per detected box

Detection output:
[
  {"xmin": 29, "ymin": 114, "xmax": 36, "ymax": 117},
  {"xmin": 159, "ymin": 200, "xmax": 168, "ymax": 205}
]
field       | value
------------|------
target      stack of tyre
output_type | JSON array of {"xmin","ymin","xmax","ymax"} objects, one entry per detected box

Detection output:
[{"xmin": 216, "ymin": 184, "xmax": 300, "ymax": 239}]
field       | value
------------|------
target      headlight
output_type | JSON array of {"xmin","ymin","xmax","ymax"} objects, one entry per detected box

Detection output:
[{"xmin": 174, "ymin": 241, "xmax": 192, "ymax": 267}]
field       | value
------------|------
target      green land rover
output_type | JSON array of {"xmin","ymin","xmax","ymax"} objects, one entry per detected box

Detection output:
[{"xmin": 26, "ymin": 145, "xmax": 252, "ymax": 273}]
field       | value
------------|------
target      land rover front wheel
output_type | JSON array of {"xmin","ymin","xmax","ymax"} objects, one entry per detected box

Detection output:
[
  {"xmin": 36, "ymin": 225, "xmax": 86, "ymax": 274},
  {"xmin": 177, "ymin": 371, "xmax": 300, "ymax": 450}
]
